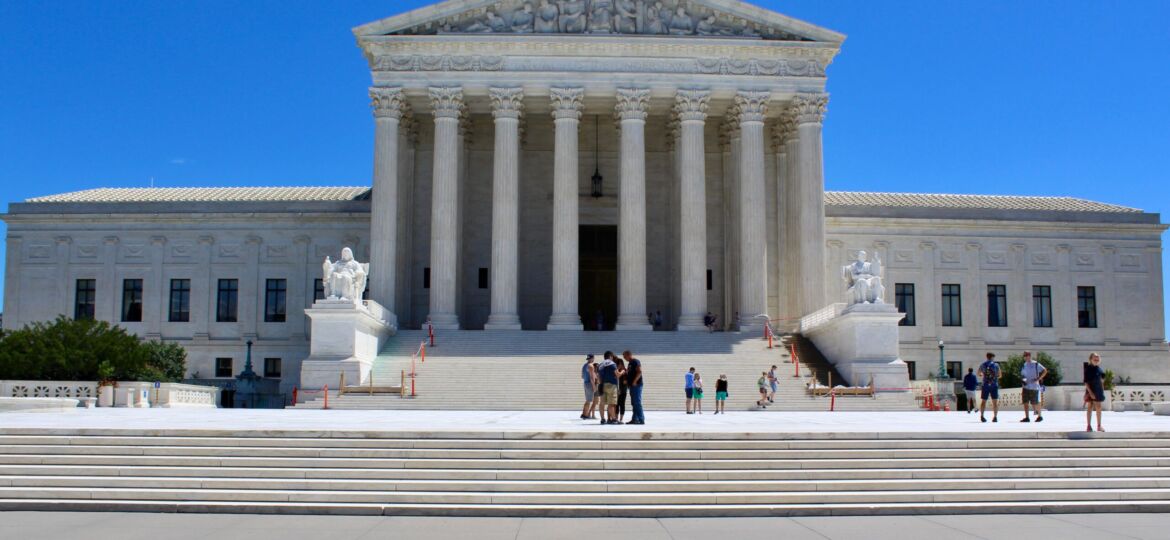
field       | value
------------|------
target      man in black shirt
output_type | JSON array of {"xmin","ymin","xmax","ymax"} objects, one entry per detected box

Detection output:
[{"xmin": 623, "ymin": 350, "xmax": 645, "ymax": 425}]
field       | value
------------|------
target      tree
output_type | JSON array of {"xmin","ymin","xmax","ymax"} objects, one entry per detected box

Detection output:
[
  {"xmin": 999, "ymin": 351, "xmax": 1063, "ymax": 388},
  {"xmin": 138, "ymin": 340, "xmax": 188, "ymax": 382},
  {"xmin": 0, "ymin": 316, "xmax": 186, "ymax": 382}
]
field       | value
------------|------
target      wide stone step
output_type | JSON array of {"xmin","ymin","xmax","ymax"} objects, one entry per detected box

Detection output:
[
  {"xmin": 2, "ymin": 486, "xmax": 1169, "ymax": 506},
  {"xmin": 3, "ymin": 444, "xmax": 1167, "ymax": 460},
  {"xmin": 4, "ymin": 475, "xmax": 1170, "ymax": 493}
]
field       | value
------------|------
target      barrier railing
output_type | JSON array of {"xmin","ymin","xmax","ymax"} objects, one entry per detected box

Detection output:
[
  {"xmin": 407, "ymin": 340, "xmax": 426, "ymax": 397},
  {"xmin": 788, "ymin": 343, "xmax": 801, "ymax": 378},
  {"xmin": 291, "ymin": 385, "xmax": 328, "ymax": 409}
]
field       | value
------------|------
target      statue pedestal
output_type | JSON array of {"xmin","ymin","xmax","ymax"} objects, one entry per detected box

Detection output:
[
  {"xmin": 803, "ymin": 303, "xmax": 909, "ymax": 392},
  {"xmin": 300, "ymin": 300, "xmax": 395, "ymax": 389}
]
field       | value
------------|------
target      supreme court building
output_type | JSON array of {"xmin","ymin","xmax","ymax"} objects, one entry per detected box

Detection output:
[{"xmin": 4, "ymin": 0, "xmax": 1169, "ymax": 391}]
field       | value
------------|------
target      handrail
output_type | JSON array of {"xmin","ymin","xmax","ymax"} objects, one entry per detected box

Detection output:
[{"xmin": 292, "ymin": 385, "xmax": 329, "ymax": 409}]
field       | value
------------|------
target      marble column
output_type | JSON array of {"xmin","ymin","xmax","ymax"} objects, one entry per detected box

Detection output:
[
  {"xmin": 547, "ymin": 87, "xmax": 585, "ymax": 330},
  {"xmin": 3, "ymin": 235, "xmax": 21, "ymax": 330},
  {"xmin": 100, "ymin": 236, "xmax": 118, "ymax": 323},
  {"xmin": 792, "ymin": 93, "xmax": 829, "ymax": 317},
  {"xmin": 735, "ymin": 91, "xmax": 770, "ymax": 330},
  {"xmin": 485, "ymin": 87, "xmax": 524, "ymax": 330},
  {"xmin": 781, "ymin": 116, "xmax": 801, "ymax": 327},
  {"xmin": 427, "ymin": 86, "xmax": 464, "ymax": 329},
  {"xmin": 675, "ymin": 89, "xmax": 710, "ymax": 331},
  {"xmin": 368, "ymin": 87, "xmax": 407, "ymax": 327},
  {"xmin": 146, "ymin": 236, "xmax": 165, "ymax": 339},
  {"xmin": 615, "ymin": 88, "xmax": 652, "ymax": 331},
  {"xmin": 771, "ymin": 122, "xmax": 789, "ymax": 329},
  {"xmin": 194, "ymin": 235, "xmax": 215, "ymax": 339}
]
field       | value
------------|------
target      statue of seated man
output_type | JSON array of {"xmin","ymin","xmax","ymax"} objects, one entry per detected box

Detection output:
[
  {"xmin": 842, "ymin": 250, "xmax": 885, "ymax": 305},
  {"xmin": 323, "ymin": 247, "xmax": 368, "ymax": 303}
]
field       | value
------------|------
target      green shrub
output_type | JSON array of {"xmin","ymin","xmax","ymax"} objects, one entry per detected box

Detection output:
[
  {"xmin": 0, "ymin": 316, "xmax": 186, "ymax": 382},
  {"xmin": 999, "ymin": 351, "xmax": 1063, "ymax": 388}
]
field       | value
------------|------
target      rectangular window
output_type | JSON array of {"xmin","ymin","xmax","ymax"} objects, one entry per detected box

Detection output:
[
  {"xmin": 423, "ymin": 267, "xmax": 431, "ymax": 289},
  {"xmin": 216, "ymin": 279, "xmax": 238, "ymax": 322},
  {"xmin": 121, "ymin": 279, "xmax": 143, "ymax": 322},
  {"xmin": 263, "ymin": 358, "xmax": 282, "ymax": 378},
  {"xmin": 905, "ymin": 361, "xmax": 916, "ymax": 381},
  {"xmin": 1078, "ymin": 286, "xmax": 1098, "ymax": 328},
  {"xmin": 478, "ymin": 268, "xmax": 489, "ymax": 289},
  {"xmin": 168, "ymin": 279, "xmax": 191, "ymax": 322},
  {"xmin": 215, "ymin": 358, "xmax": 233, "ymax": 378},
  {"xmin": 265, "ymin": 279, "xmax": 287, "ymax": 322},
  {"xmin": 706, "ymin": 269, "xmax": 713, "ymax": 291},
  {"xmin": 894, "ymin": 283, "xmax": 916, "ymax": 326},
  {"xmin": 987, "ymin": 284, "xmax": 1008, "ymax": 327},
  {"xmin": 946, "ymin": 361, "xmax": 963, "ymax": 380},
  {"xmin": 74, "ymin": 279, "xmax": 96, "ymax": 320},
  {"xmin": 941, "ymin": 284, "xmax": 962, "ymax": 327},
  {"xmin": 313, "ymin": 278, "xmax": 325, "ymax": 301},
  {"xmin": 1033, "ymin": 285, "xmax": 1053, "ymax": 327}
]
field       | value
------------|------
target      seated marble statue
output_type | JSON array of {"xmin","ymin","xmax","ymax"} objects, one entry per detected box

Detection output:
[
  {"xmin": 322, "ymin": 247, "xmax": 368, "ymax": 303},
  {"xmin": 668, "ymin": 6, "xmax": 694, "ymax": 35},
  {"xmin": 842, "ymin": 250, "xmax": 885, "ymax": 305}
]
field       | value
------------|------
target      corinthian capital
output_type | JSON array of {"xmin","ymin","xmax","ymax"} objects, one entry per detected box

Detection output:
[
  {"xmin": 489, "ymin": 87, "xmax": 525, "ymax": 120},
  {"xmin": 734, "ymin": 91, "xmax": 770, "ymax": 124},
  {"xmin": 427, "ymin": 86, "xmax": 465, "ymax": 119},
  {"xmin": 549, "ymin": 87, "xmax": 584, "ymax": 120},
  {"xmin": 674, "ymin": 89, "xmax": 710, "ymax": 123},
  {"xmin": 369, "ymin": 87, "xmax": 408, "ymax": 120},
  {"xmin": 791, "ymin": 92, "xmax": 828, "ymax": 125},
  {"xmin": 615, "ymin": 88, "xmax": 651, "ymax": 121}
]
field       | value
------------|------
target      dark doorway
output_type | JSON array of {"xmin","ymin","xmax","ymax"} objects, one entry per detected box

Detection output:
[{"xmin": 580, "ymin": 225, "xmax": 618, "ymax": 331}]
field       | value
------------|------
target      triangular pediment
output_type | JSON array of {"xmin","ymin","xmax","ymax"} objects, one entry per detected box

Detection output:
[{"xmin": 354, "ymin": 0, "xmax": 844, "ymax": 43}]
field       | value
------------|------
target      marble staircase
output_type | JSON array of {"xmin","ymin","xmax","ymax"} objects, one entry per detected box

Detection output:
[
  {"xmin": 295, "ymin": 330, "xmax": 918, "ymax": 411},
  {"xmin": 0, "ymin": 428, "xmax": 1167, "ymax": 516}
]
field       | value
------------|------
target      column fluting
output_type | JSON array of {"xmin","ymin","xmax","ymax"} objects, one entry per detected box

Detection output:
[
  {"xmin": 792, "ymin": 93, "xmax": 829, "ymax": 317},
  {"xmin": 615, "ymin": 88, "xmax": 652, "ymax": 331},
  {"xmin": 369, "ymin": 87, "xmax": 406, "ymax": 326},
  {"xmin": 427, "ymin": 86, "xmax": 464, "ymax": 329},
  {"xmin": 485, "ymin": 87, "xmax": 524, "ymax": 330},
  {"xmin": 547, "ymin": 87, "xmax": 585, "ymax": 330},
  {"xmin": 675, "ymin": 89, "xmax": 710, "ymax": 331},
  {"xmin": 735, "ymin": 91, "xmax": 770, "ymax": 331}
]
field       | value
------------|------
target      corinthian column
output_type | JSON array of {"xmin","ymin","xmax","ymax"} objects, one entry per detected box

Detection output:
[
  {"xmin": 547, "ymin": 87, "xmax": 585, "ymax": 330},
  {"xmin": 736, "ymin": 91, "xmax": 770, "ymax": 330},
  {"xmin": 614, "ymin": 88, "xmax": 652, "ymax": 331},
  {"xmin": 791, "ymin": 93, "xmax": 829, "ymax": 317},
  {"xmin": 485, "ymin": 87, "xmax": 524, "ymax": 330},
  {"xmin": 368, "ymin": 87, "xmax": 406, "ymax": 327},
  {"xmin": 675, "ymin": 89, "xmax": 710, "ymax": 331},
  {"xmin": 427, "ymin": 86, "xmax": 464, "ymax": 329}
]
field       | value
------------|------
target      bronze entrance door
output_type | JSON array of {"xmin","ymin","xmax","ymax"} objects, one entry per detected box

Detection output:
[{"xmin": 579, "ymin": 225, "xmax": 618, "ymax": 331}]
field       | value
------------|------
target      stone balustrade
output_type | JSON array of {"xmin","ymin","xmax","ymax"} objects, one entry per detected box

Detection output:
[
  {"xmin": 0, "ymin": 381, "xmax": 218, "ymax": 408},
  {"xmin": 799, "ymin": 303, "xmax": 845, "ymax": 334}
]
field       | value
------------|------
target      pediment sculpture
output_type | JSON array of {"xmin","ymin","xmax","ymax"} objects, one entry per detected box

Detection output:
[
  {"xmin": 842, "ymin": 250, "xmax": 885, "ymax": 306},
  {"xmin": 322, "ymin": 247, "xmax": 369, "ymax": 304},
  {"xmin": 426, "ymin": 0, "xmax": 801, "ymax": 40}
]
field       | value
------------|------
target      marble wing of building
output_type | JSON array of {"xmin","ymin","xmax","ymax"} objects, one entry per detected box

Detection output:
[{"xmin": 3, "ymin": 0, "xmax": 1168, "ymax": 393}]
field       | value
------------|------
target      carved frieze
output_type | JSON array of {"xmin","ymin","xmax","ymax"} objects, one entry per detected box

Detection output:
[
  {"xmin": 375, "ymin": 55, "xmax": 505, "ymax": 72},
  {"xmin": 374, "ymin": 53, "xmax": 825, "ymax": 78},
  {"xmin": 400, "ymin": 0, "xmax": 805, "ymax": 41}
]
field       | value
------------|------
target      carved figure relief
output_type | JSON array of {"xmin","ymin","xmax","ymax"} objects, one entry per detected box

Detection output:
[
  {"xmin": 322, "ymin": 247, "xmax": 369, "ymax": 304},
  {"xmin": 416, "ymin": 0, "xmax": 791, "ymax": 39}
]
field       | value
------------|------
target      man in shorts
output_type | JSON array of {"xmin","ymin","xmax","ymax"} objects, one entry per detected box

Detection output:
[
  {"xmin": 684, "ymin": 367, "xmax": 696, "ymax": 414},
  {"xmin": 962, "ymin": 368, "xmax": 978, "ymax": 413},
  {"xmin": 598, "ymin": 354, "xmax": 621, "ymax": 424},
  {"xmin": 1020, "ymin": 351, "xmax": 1047, "ymax": 423},
  {"xmin": 979, "ymin": 352, "xmax": 1001, "ymax": 423},
  {"xmin": 767, "ymin": 365, "xmax": 778, "ymax": 404},
  {"xmin": 580, "ymin": 355, "xmax": 595, "ymax": 419}
]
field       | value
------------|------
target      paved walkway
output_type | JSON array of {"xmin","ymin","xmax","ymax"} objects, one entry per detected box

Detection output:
[
  {"xmin": 1, "ymin": 408, "xmax": 1167, "ymax": 435},
  {"xmin": 1, "ymin": 511, "xmax": 1166, "ymax": 539}
]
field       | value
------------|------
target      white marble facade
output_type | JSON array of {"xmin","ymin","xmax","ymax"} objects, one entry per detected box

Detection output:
[{"xmin": 2, "ymin": 0, "xmax": 1169, "ymax": 387}]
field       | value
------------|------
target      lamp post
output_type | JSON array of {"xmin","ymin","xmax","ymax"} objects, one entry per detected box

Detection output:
[{"xmin": 937, "ymin": 339, "xmax": 945, "ymax": 384}]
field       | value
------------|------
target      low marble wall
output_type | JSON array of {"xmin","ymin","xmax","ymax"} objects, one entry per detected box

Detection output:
[{"xmin": 0, "ymin": 381, "xmax": 218, "ymax": 408}]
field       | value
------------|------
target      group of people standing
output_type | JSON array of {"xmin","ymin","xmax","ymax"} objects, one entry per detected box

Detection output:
[
  {"xmin": 581, "ymin": 351, "xmax": 645, "ymax": 425},
  {"xmin": 682, "ymin": 367, "xmax": 729, "ymax": 414},
  {"xmin": 961, "ymin": 351, "xmax": 1107, "ymax": 431}
]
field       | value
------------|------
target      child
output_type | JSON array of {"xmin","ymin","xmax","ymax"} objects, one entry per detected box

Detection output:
[
  {"xmin": 693, "ymin": 373, "xmax": 704, "ymax": 414},
  {"xmin": 757, "ymin": 371, "xmax": 769, "ymax": 408},
  {"xmin": 715, "ymin": 374, "xmax": 728, "ymax": 414}
]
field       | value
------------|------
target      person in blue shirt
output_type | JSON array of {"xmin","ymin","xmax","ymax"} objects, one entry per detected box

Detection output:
[
  {"xmin": 978, "ymin": 352, "xmax": 1002, "ymax": 423},
  {"xmin": 1020, "ymin": 351, "xmax": 1047, "ymax": 423},
  {"xmin": 684, "ymin": 367, "xmax": 696, "ymax": 414},
  {"xmin": 580, "ymin": 354, "xmax": 595, "ymax": 420},
  {"xmin": 962, "ymin": 368, "xmax": 979, "ymax": 414}
]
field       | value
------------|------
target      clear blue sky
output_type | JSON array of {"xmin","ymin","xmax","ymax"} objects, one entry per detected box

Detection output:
[{"xmin": 2, "ymin": 1, "xmax": 1169, "ymax": 331}]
